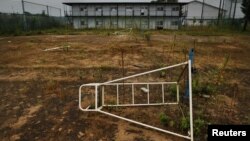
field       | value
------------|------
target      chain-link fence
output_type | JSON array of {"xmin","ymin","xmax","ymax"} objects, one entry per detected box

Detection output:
[
  {"xmin": 0, "ymin": 0, "xmax": 70, "ymax": 35},
  {"xmin": 182, "ymin": 18, "xmax": 244, "ymax": 28},
  {"xmin": 0, "ymin": 13, "xmax": 67, "ymax": 35},
  {"xmin": 180, "ymin": 0, "xmax": 245, "ymax": 30},
  {"xmin": 23, "ymin": 1, "xmax": 61, "ymax": 17}
]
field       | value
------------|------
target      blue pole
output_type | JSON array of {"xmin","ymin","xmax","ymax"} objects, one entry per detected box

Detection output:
[{"xmin": 185, "ymin": 48, "xmax": 194, "ymax": 98}]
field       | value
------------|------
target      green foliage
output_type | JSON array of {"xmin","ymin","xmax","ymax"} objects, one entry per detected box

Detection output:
[
  {"xmin": 192, "ymin": 75, "xmax": 216, "ymax": 95},
  {"xmin": 242, "ymin": 0, "xmax": 250, "ymax": 30},
  {"xmin": 180, "ymin": 117, "xmax": 190, "ymax": 131},
  {"xmin": 194, "ymin": 118, "xmax": 206, "ymax": 135},
  {"xmin": 160, "ymin": 113, "xmax": 170, "ymax": 125},
  {"xmin": 160, "ymin": 70, "xmax": 166, "ymax": 78},
  {"xmin": 242, "ymin": 0, "xmax": 250, "ymax": 20},
  {"xmin": 169, "ymin": 85, "xmax": 177, "ymax": 97},
  {"xmin": 0, "ymin": 13, "xmax": 65, "ymax": 35},
  {"xmin": 179, "ymin": 21, "xmax": 249, "ymax": 36},
  {"xmin": 208, "ymin": 54, "xmax": 230, "ymax": 88}
]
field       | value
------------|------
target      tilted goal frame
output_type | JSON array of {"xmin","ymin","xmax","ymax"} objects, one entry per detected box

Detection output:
[{"xmin": 79, "ymin": 60, "xmax": 193, "ymax": 141}]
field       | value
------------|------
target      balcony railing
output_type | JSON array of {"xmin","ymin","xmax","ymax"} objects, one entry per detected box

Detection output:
[{"xmin": 70, "ymin": 9, "xmax": 181, "ymax": 17}]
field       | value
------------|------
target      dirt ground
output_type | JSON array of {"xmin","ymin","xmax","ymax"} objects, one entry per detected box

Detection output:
[{"xmin": 0, "ymin": 32, "xmax": 249, "ymax": 141}]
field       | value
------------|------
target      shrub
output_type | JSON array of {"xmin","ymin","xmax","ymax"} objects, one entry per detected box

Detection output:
[
  {"xmin": 180, "ymin": 117, "xmax": 190, "ymax": 131},
  {"xmin": 192, "ymin": 76, "xmax": 216, "ymax": 95},
  {"xmin": 194, "ymin": 118, "xmax": 206, "ymax": 135},
  {"xmin": 160, "ymin": 113, "xmax": 170, "ymax": 126}
]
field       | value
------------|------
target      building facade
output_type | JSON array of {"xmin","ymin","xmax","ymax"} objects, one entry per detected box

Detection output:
[
  {"xmin": 63, "ymin": 1, "xmax": 187, "ymax": 29},
  {"xmin": 183, "ymin": 0, "xmax": 226, "ymax": 26}
]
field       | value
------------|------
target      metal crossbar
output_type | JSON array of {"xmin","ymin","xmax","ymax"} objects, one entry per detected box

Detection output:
[
  {"xmin": 80, "ymin": 82, "xmax": 179, "ymax": 108},
  {"xmin": 79, "ymin": 61, "xmax": 193, "ymax": 141}
]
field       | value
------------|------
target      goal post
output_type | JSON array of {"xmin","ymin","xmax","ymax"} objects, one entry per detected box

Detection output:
[{"xmin": 79, "ymin": 60, "xmax": 193, "ymax": 141}]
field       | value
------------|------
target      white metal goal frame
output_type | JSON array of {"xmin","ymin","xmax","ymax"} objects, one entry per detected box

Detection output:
[{"xmin": 79, "ymin": 60, "xmax": 194, "ymax": 141}]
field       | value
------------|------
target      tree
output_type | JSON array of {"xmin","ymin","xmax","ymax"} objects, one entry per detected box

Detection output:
[{"xmin": 241, "ymin": 0, "xmax": 250, "ymax": 31}]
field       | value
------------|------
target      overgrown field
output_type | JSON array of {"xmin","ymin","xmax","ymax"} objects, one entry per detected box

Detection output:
[{"xmin": 0, "ymin": 31, "xmax": 249, "ymax": 141}]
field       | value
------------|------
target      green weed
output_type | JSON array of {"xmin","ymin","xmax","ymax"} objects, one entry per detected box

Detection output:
[{"xmin": 160, "ymin": 113, "xmax": 170, "ymax": 126}]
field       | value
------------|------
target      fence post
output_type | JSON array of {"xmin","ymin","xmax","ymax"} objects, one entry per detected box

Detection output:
[
  {"xmin": 102, "ymin": 86, "xmax": 105, "ymax": 106},
  {"xmin": 21, "ymin": 0, "xmax": 27, "ymax": 30},
  {"xmin": 95, "ymin": 85, "xmax": 98, "ymax": 110},
  {"xmin": 232, "ymin": 0, "xmax": 238, "ymax": 24},
  {"xmin": 47, "ymin": 5, "xmax": 49, "ymax": 16},
  {"xmin": 176, "ymin": 84, "xmax": 180, "ymax": 103},
  {"xmin": 217, "ymin": 0, "xmax": 222, "ymax": 25},
  {"xmin": 132, "ymin": 84, "xmax": 135, "ymax": 104},
  {"xmin": 162, "ymin": 84, "xmax": 165, "ymax": 103},
  {"xmin": 188, "ymin": 60, "xmax": 194, "ymax": 141},
  {"xmin": 201, "ymin": 0, "xmax": 205, "ymax": 25},
  {"xmin": 117, "ymin": 84, "xmax": 119, "ymax": 105}
]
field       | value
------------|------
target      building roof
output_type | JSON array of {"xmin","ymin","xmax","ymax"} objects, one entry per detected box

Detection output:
[
  {"xmin": 63, "ymin": 0, "xmax": 188, "ymax": 6},
  {"xmin": 188, "ymin": 0, "xmax": 226, "ymax": 11}
]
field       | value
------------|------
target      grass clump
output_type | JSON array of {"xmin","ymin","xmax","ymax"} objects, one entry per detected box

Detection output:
[
  {"xmin": 194, "ymin": 118, "xmax": 206, "ymax": 135},
  {"xmin": 160, "ymin": 113, "xmax": 170, "ymax": 126},
  {"xmin": 180, "ymin": 117, "xmax": 190, "ymax": 132}
]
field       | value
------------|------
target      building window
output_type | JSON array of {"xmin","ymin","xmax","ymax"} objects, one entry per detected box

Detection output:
[
  {"xmin": 157, "ymin": 7, "xmax": 164, "ymax": 11},
  {"xmin": 81, "ymin": 20, "xmax": 86, "ymax": 26},
  {"xmin": 172, "ymin": 7, "xmax": 179, "ymax": 11},
  {"xmin": 96, "ymin": 7, "xmax": 102, "ymax": 12},
  {"xmin": 141, "ymin": 7, "xmax": 147, "ymax": 16},
  {"xmin": 157, "ymin": 21, "xmax": 164, "ymax": 26},
  {"xmin": 142, "ymin": 20, "xmax": 148, "ymax": 25},
  {"xmin": 171, "ymin": 21, "xmax": 179, "ymax": 26},
  {"xmin": 156, "ymin": 21, "xmax": 164, "ymax": 29},
  {"xmin": 96, "ymin": 20, "xmax": 103, "ymax": 26},
  {"xmin": 80, "ymin": 7, "xmax": 87, "ymax": 12},
  {"xmin": 111, "ymin": 20, "xmax": 117, "ymax": 26},
  {"xmin": 126, "ymin": 7, "xmax": 133, "ymax": 12},
  {"xmin": 111, "ymin": 7, "xmax": 117, "ymax": 12},
  {"xmin": 141, "ymin": 11, "xmax": 145, "ymax": 16}
]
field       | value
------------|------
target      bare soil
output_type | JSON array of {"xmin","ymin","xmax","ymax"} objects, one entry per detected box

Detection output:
[{"xmin": 0, "ymin": 32, "xmax": 249, "ymax": 141}]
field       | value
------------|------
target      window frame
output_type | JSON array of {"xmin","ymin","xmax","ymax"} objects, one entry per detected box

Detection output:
[
  {"xmin": 80, "ymin": 20, "xmax": 87, "ymax": 26},
  {"xmin": 171, "ymin": 21, "xmax": 179, "ymax": 26},
  {"xmin": 111, "ymin": 7, "xmax": 117, "ymax": 12},
  {"xmin": 172, "ymin": 7, "xmax": 180, "ymax": 11},
  {"xmin": 126, "ymin": 7, "xmax": 133, "ymax": 12},
  {"xmin": 95, "ymin": 7, "xmax": 103, "ymax": 12},
  {"xmin": 80, "ymin": 7, "xmax": 87, "ymax": 12},
  {"xmin": 157, "ymin": 7, "xmax": 164, "ymax": 11}
]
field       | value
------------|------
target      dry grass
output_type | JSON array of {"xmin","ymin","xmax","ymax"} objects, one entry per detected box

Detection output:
[{"xmin": 0, "ymin": 31, "xmax": 249, "ymax": 141}]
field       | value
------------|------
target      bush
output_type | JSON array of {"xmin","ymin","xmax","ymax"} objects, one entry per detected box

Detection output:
[
  {"xmin": 192, "ymin": 76, "xmax": 216, "ymax": 95},
  {"xmin": 194, "ymin": 118, "xmax": 206, "ymax": 135},
  {"xmin": 0, "ymin": 13, "xmax": 66, "ymax": 35},
  {"xmin": 160, "ymin": 113, "xmax": 170, "ymax": 126},
  {"xmin": 180, "ymin": 117, "xmax": 190, "ymax": 131}
]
